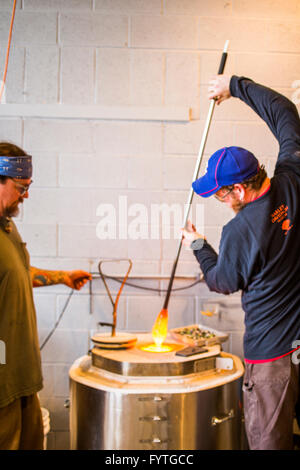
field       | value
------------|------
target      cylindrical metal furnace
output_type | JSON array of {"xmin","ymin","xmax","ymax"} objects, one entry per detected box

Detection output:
[{"xmin": 69, "ymin": 333, "xmax": 244, "ymax": 450}]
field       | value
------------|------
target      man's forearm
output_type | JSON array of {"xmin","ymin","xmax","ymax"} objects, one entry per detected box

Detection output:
[
  {"xmin": 193, "ymin": 235, "xmax": 245, "ymax": 295},
  {"xmin": 30, "ymin": 266, "xmax": 68, "ymax": 287}
]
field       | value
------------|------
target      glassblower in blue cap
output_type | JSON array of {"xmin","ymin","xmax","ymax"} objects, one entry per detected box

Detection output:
[
  {"xmin": 0, "ymin": 142, "xmax": 92, "ymax": 450},
  {"xmin": 182, "ymin": 75, "xmax": 300, "ymax": 450}
]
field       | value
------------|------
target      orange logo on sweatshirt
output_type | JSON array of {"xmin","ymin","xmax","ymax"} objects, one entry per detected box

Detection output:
[
  {"xmin": 271, "ymin": 204, "xmax": 293, "ymax": 236},
  {"xmin": 281, "ymin": 219, "xmax": 293, "ymax": 235}
]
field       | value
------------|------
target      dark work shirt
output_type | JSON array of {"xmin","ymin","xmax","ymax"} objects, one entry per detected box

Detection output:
[{"xmin": 194, "ymin": 76, "xmax": 300, "ymax": 361}]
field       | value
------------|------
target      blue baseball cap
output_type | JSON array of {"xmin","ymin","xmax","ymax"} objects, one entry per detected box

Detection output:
[{"xmin": 192, "ymin": 146, "xmax": 259, "ymax": 198}]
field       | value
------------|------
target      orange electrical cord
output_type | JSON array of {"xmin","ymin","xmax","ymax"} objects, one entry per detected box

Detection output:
[{"xmin": 0, "ymin": 0, "xmax": 17, "ymax": 103}]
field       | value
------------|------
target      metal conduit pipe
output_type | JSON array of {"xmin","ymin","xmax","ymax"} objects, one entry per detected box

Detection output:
[{"xmin": 91, "ymin": 273, "xmax": 202, "ymax": 280}]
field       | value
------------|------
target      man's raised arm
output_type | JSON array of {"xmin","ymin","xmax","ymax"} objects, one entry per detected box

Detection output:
[{"xmin": 209, "ymin": 75, "xmax": 300, "ymax": 163}]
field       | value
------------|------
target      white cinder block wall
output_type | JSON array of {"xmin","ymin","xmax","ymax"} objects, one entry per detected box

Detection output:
[{"xmin": 1, "ymin": 0, "xmax": 300, "ymax": 449}]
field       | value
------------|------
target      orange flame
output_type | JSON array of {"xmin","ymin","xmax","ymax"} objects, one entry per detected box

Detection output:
[
  {"xmin": 152, "ymin": 308, "xmax": 168, "ymax": 348},
  {"xmin": 140, "ymin": 308, "xmax": 174, "ymax": 353}
]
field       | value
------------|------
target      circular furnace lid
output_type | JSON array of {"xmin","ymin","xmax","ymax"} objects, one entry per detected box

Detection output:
[{"xmin": 92, "ymin": 332, "xmax": 137, "ymax": 349}]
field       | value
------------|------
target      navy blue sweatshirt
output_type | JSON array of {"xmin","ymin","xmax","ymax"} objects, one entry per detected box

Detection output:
[{"xmin": 194, "ymin": 76, "xmax": 300, "ymax": 361}]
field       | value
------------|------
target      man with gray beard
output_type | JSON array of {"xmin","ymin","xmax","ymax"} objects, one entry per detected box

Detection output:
[{"xmin": 0, "ymin": 142, "xmax": 92, "ymax": 450}]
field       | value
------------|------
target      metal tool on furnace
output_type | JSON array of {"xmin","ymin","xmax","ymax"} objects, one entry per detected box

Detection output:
[
  {"xmin": 93, "ymin": 258, "xmax": 137, "ymax": 348},
  {"xmin": 152, "ymin": 40, "xmax": 230, "ymax": 343}
]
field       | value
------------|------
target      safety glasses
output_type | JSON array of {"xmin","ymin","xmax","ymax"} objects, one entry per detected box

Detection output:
[
  {"xmin": 214, "ymin": 188, "xmax": 233, "ymax": 202},
  {"xmin": 12, "ymin": 179, "xmax": 33, "ymax": 196}
]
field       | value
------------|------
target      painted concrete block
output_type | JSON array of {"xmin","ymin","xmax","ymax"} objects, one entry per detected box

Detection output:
[
  {"xmin": 24, "ymin": 119, "xmax": 95, "ymax": 152},
  {"xmin": 40, "ymin": 329, "xmax": 89, "ymax": 363},
  {"xmin": 17, "ymin": 223, "xmax": 57, "ymax": 257},
  {"xmin": 0, "ymin": 11, "xmax": 57, "ymax": 45},
  {"xmin": 232, "ymin": 0, "xmax": 300, "ymax": 19},
  {"xmin": 24, "ymin": 0, "xmax": 93, "ymax": 10},
  {"xmin": 127, "ymin": 237, "xmax": 161, "ymax": 261},
  {"xmin": 126, "ymin": 295, "xmax": 195, "ymax": 331},
  {"xmin": 165, "ymin": 52, "xmax": 200, "ymax": 108},
  {"xmin": 31, "ymin": 152, "xmax": 58, "ymax": 188},
  {"xmin": 22, "ymin": 188, "xmax": 64, "ymax": 224},
  {"xmin": 235, "ymin": 53, "xmax": 300, "ymax": 89},
  {"xmin": 96, "ymin": 48, "xmax": 130, "ymax": 105},
  {"xmin": 0, "ymin": 0, "xmax": 21, "ymax": 8},
  {"xmin": 163, "ymin": 155, "xmax": 198, "ymax": 190},
  {"xmin": 55, "ymin": 294, "xmax": 126, "ymax": 331},
  {"xmin": 56, "ymin": 293, "xmax": 94, "ymax": 330},
  {"xmin": 128, "ymin": 157, "xmax": 162, "ymax": 190},
  {"xmin": 95, "ymin": 0, "xmax": 162, "ymax": 13},
  {"xmin": 58, "ymin": 224, "xmax": 129, "ymax": 258},
  {"xmin": 164, "ymin": 121, "xmax": 201, "ymax": 155},
  {"xmin": 165, "ymin": 0, "xmax": 232, "ymax": 16},
  {"xmin": 23, "ymin": 188, "xmax": 103, "ymax": 225},
  {"xmin": 60, "ymin": 13, "xmax": 128, "ymax": 47},
  {"xmin": 266, "ymin": 20, "xmax": 300, "ymax": 54},
  {"xmin": 61, "ymin": 47, "xmax": 95, "ymax": 105},
  {"xmin": 198, "ymin": 17, "xmax": 269, "ymax": 53},
  {"xmin": 131, "ymin": 14, "xmax": 198, "ymax": 49},
  {"xmin": 30, "ymin": 256, "xmax": 92, "ymax": 273},
  {"xmin": 92, "ymin": 121, "xmax": 163, "ymax": 157},
  {"xmin": 130, "ymin": 50, "xmax": 164, "ymax": 106},
  {"xmin": 25, "ymin": 46, "xmax": 59, "ymax": 104},
  {"xmin": 164, "ymin": 120, "xmax": 234, "ymax": 155},
  {"xmin": 33, "ymin": 293, "xmax": 57, "ymax": 330},
  {"xmin": 59, "ymin": 153, "xmax": 128, "ymax": 188},
  {"xmin": 0, "ymin": 118, "xmax": 23, "ymax": 146},
  {"xmin": 233, "ymin": 121, "xmax": 279, "ymax": 157},
  {"xmin": 0, "ymin": 47, "xmax": 25, "ymax": 103}
]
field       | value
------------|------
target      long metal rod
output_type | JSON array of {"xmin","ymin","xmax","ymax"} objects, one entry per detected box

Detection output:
[
  {"xmin": 162, "ymin": 40, "xmax": 230, "ymax": 310},
  {"xmin": 182, "ymin": 99, "xmax": 216, "ymax": 227}
]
